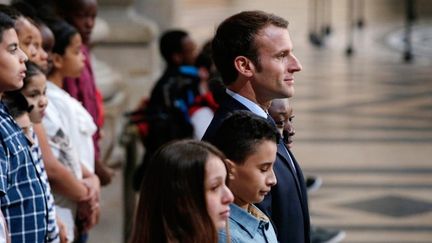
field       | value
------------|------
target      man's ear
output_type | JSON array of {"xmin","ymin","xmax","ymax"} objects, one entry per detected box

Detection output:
[
  {"xmin": 234, "ymin": 56, "xmax": 254, "ymax": 78},
  {"xmin": 51, "ymin": 53, "xmax": 63, "ymax": 69},
  {"xmin": 226, "ymin": 159, "xmax": 237, "ymax": 180}
]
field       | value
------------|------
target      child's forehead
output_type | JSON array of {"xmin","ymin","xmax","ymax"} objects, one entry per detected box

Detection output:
[
  {"xmin": 15, "ymin": 17, "xmax": 38, "ymax": 33},
  {"xmin": 25, "ymin": 72, "xmax": 46, "ymax": 85},
  {"xmin": 1, "ymin": 28, "xmax": 18, "ymax": 45},
  {"xmin": 15, "ymin": 17, "xmax": 31, "ymax": 27},
  {"xmin": 240, "ymin": 139, "xmax": 277, "ymax": 164}
]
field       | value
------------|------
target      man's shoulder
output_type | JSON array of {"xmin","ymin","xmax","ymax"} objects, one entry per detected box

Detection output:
[
  {"xmin": 202, "ymin": 94, "xmax": 249, "ymax": 141},
  {"xmin": 202, "ymin": 107, "xmax": 232, "ymax": 142}
]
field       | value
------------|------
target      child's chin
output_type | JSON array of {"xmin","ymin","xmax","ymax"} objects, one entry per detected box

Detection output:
[
  {"xmin": 217, "ymin": 221, "xmax": 226, "ymax": 230},
  {"xmin": 255, "ymin": 195, "xmax": 266, "ymax": 202}
]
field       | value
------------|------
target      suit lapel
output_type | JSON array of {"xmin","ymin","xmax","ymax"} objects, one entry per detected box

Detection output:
[
  {"xmin": 276, "ymin": 142, "xmax": 304, "ymax": 201},
  {"xmin": 266, "ymin": 114, "xmax": 304, "ymax": 201},
  {"xmin": 288, "ymin": 149, "xmax": 309, "ymax": 208}
]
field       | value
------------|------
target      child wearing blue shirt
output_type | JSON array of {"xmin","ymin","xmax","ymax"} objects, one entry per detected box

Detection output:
[
  {"xmin": 0, "ymin": 11, "xmax": 50, "ymax": 242},
  {"xmin": 212, "ymin": 110, "xmax": 280, "ymax": 243}
]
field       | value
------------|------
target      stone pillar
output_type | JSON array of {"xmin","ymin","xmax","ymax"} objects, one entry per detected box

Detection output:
[
  {"xmin": 133, "ymin": 0, "xmax": 179, "ymax": 31},
  {"xmin": 94, "ymin": 0, "xmax": 159, "ymax": 81},
  {"xmin": 91, "ymin": 4, "xmax": 160, "ymax": 241}
]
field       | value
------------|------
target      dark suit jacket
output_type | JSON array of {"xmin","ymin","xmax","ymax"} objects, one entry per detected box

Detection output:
[{"xmin": 203, "ymin": 92, "xmax": 310, "ymax": 243}]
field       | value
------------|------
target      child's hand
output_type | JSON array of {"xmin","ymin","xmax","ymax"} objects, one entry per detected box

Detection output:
[
  {"xmin": 80, "ymin": 175, "xmax": 100, "ymax": 202},
  {"xmin": 78, "ymin": 176, "xmax": 100, "ymax": 219},
  {"xmin": 77, "ymin": 203, "xmax": 100, "ymax": 232},
  {"xmin": 56, "ymin": 216, "xmax": 68, "ymax": 243}
]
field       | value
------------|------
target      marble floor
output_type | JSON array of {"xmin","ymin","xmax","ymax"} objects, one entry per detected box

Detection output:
[{"xmin": 89, "ymin": 0, "xmax": 432, "ymax": 242}]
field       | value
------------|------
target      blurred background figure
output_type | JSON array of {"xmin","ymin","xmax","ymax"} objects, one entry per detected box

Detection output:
[{"xmin": 131, "ymin": 29, "xmax": 201, "ymax": 190}]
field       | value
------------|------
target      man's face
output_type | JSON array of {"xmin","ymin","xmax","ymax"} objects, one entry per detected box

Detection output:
[
  {"xmin": 268, "ymin": 99, "xmax": 290, "ymax": 135},
  {"xmin": 282, "ymin": 109, "xmax": 295, "ymax": 149},
  {"xmin": 0, "ymin": 28, "xmax": 27, "ymax": 92},
  {"xmin": 251, "ymin": 25, "xmax": 302, "ymax": 102},
  {"xmin": 268, "ymin": 99, "xmax": 295, "ymax": 148}
]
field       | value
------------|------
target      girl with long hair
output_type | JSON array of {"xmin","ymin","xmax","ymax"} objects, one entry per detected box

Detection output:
[{"xmin": 130, "ymin": 140, "xmax": 233, "ymax": 243}]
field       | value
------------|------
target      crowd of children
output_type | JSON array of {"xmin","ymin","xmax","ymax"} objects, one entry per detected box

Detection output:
[{"xmin": 0, "ymin": 0, "xmax": 108, "ymax": 242}]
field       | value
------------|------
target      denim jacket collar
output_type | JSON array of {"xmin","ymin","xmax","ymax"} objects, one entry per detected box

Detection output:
[{"xmin": 229, "ymin": 203, "xmax": 270, "ymax": 238}]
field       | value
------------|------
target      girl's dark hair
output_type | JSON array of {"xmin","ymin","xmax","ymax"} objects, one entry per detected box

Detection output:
[
  {"xmin": 3, "ymin": 91, "xmax": 33, "ymax": 119},
  {"xmin": 0, "ymin": 4, "xmax": 22, "ymax": 20},
  {"xmin": 48, "ymin": 19, "xmax": 77, "ymax": 55},
  {"xmin": 4, "ymin": 61, "xmax": 42, "ymax": 114},
  {"xmin": 130, "ymin": 139, "xmax": 225, "ymax": 243},
  {"xmin": 11, "ymin": 0, "xmax": 58, "ymax": 28},
  {"xmin": 0, "ymin": 8, "xmax": 16, "ymax": 42},
  {"xmin": 10, "ymin": 0, "xmax": 38, "ymax": 22},
  {"xmin": 212, "ymin": 110, "xmax": 280, "ymax": 164},
  {"xmin": 23, "ymin": 61, "xmax": 44, "ymax": 89},
  {"xmin": 11, "ymin": 0, "xmax": 54, "ymax": 12}
]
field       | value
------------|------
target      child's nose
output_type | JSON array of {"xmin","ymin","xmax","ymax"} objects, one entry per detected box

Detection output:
[
  {"xmin": 267, "ymin": 169, "xmax": 277, "ymax": 187},
  {"xmin": 40, "ymin": 96, "xmax": 48, "ymax": 107},
  {"xmin": 222, "ymin": 185, "xmax": 234, "ymax": 204}
]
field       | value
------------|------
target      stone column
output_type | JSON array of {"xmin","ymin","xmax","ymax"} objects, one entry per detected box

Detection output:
[
  {"xmin": 133, "ymin": 0, "xmax": 178, "ymax": 31},
  {"xmin": 95, "ymin": 0, "xmax": 159, "ymax": 79},
  {"xmin": 93, "ymin": 2, "xmax": 160, "ymax": 240}
]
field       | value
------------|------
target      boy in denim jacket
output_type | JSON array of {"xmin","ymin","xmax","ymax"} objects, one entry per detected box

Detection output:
[{"xmin": 212, "ymin": 110, "xmax": 280, "ymax": 243}]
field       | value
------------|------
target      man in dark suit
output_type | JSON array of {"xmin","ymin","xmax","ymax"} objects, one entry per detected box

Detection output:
[{"xmin": 203, "ymin": 10, "xmax": 310, "ymax": 243}]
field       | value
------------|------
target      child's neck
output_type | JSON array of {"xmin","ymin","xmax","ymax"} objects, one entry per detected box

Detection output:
[
  {"xmin": 234, "ymin": 197, "xmax": 249, "ymax": 210},
  {"xmin": 48, "ymin": 72, "xmax": 64, "ymax": 88}
]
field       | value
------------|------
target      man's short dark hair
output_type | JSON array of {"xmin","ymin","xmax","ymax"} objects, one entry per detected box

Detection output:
[
  {"xmin": 212, "ymin": 110, "xmax": 280, "ymax": 164},
  {"xmin": 159, "ymin": 29, "xmax": 188, "ymax": 65},
  {"xmin": 212, "ymin": 10, "xmax": 288, "ymax": 86}
]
